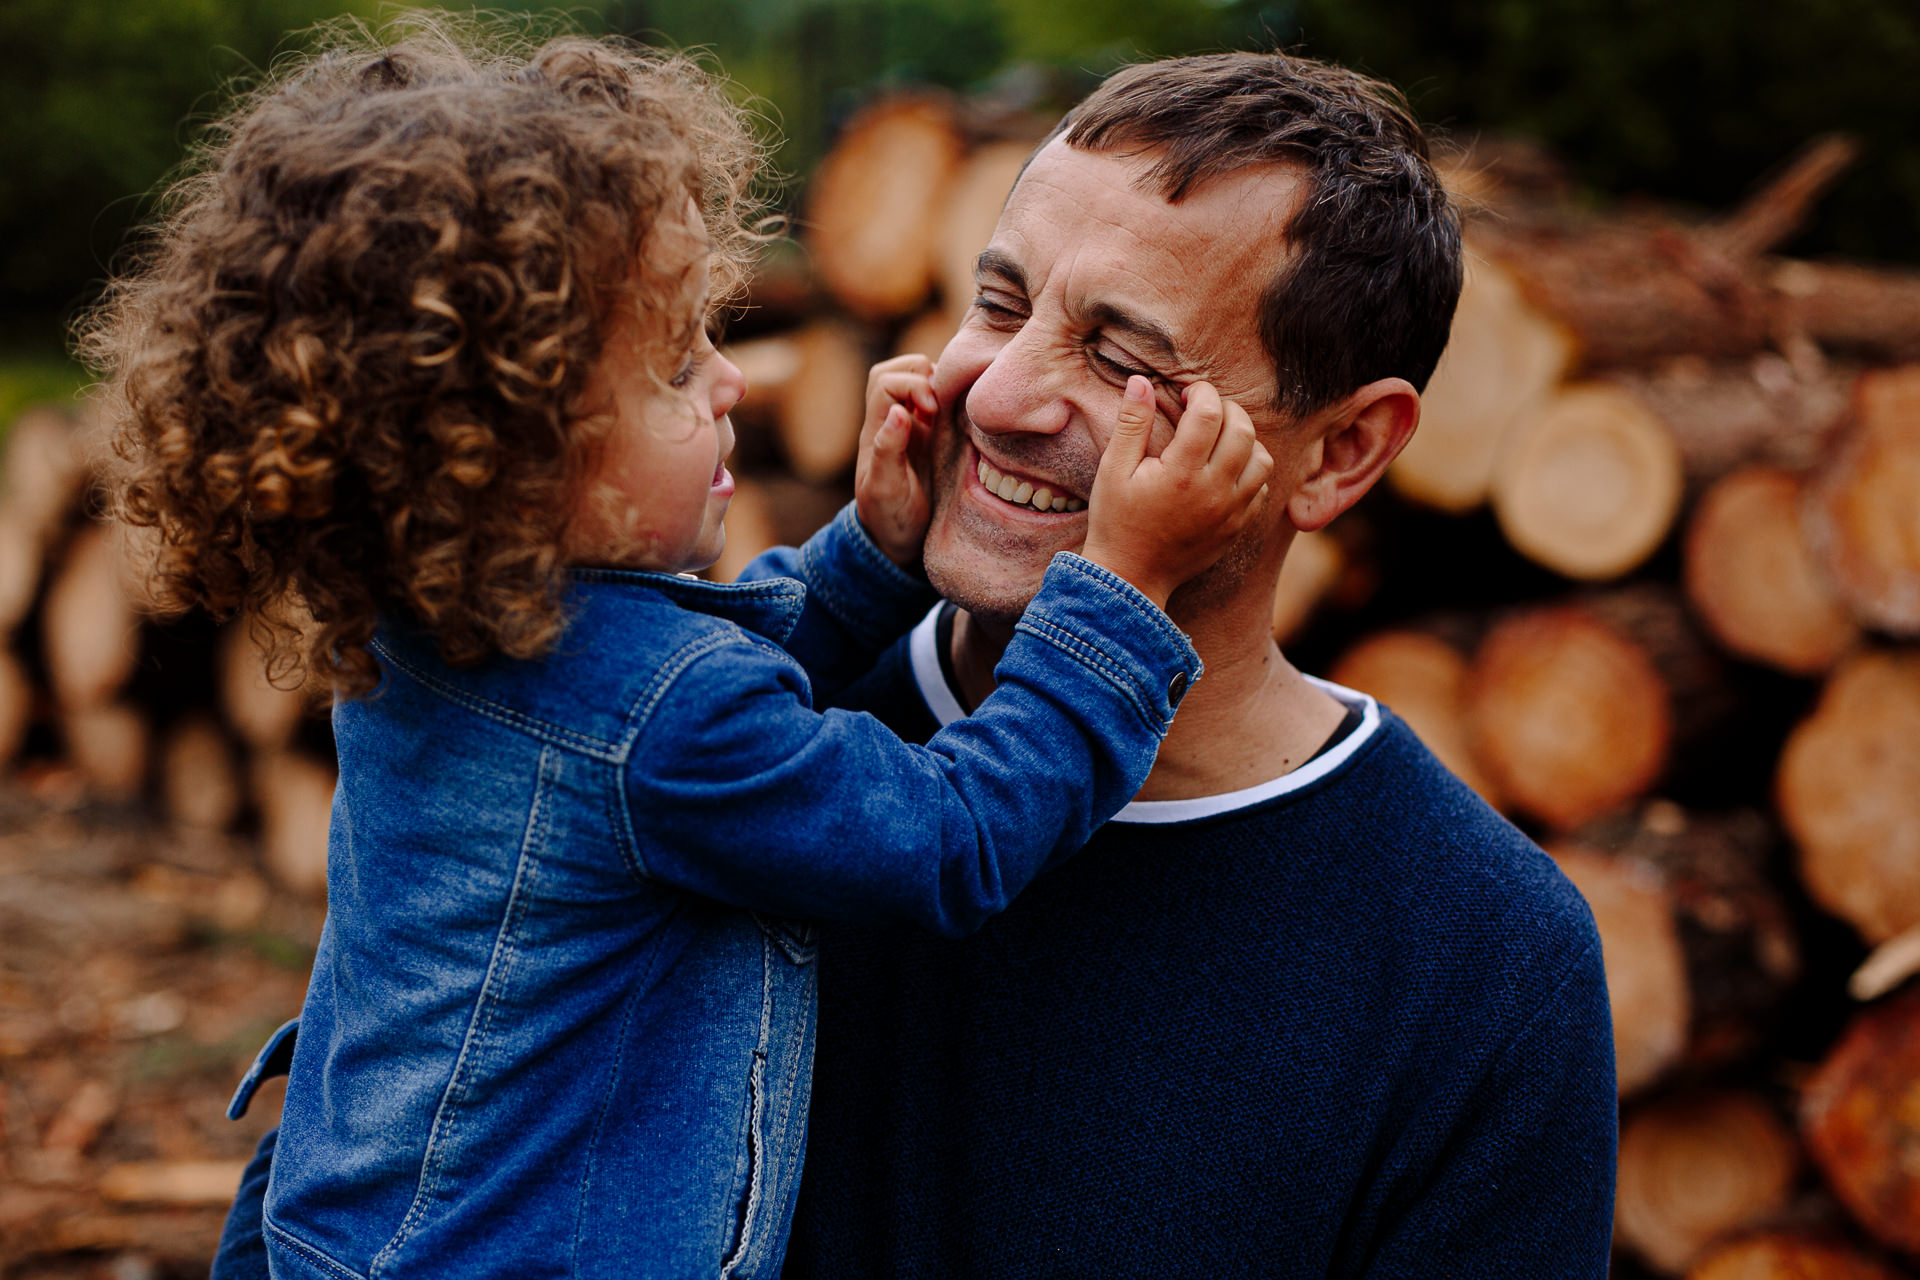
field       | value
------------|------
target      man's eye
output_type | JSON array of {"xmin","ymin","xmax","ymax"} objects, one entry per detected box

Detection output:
[
  {"xmin": 971, "ymin": 295, "xmax": 1025, "ymax": 321},
  {"xmin": 1091, "ymin": 349, "xmax": 1153, "ymax": 381}
]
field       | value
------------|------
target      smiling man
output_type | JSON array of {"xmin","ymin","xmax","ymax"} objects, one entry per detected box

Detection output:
[{"xmin": 784, "ymin": 53, "xmax": 1617, "ymax": 1278}]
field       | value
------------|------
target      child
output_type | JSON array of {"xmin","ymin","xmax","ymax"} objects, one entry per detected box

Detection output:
[{"xmin": 83, "ymin": 20, "xmax": 1272, "ymax": 1280}]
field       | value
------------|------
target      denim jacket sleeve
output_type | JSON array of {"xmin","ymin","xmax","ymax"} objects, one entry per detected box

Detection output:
[
  {"xmin": 733, "ymin": 503, "xmax": 938, "ymax": 702},
  {"xmin": 621, "ymin": 552, "xmax": 1201, "ymax": 937}
]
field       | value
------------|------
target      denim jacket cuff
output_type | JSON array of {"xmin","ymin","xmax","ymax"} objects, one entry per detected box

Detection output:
[
  {"xmin": 1013, "ymin": 552, "xmax": 1204, "ymax": 733},
  {"xmin": 796, "ymin": 503, "xmax": 941, "ymax": 648}
]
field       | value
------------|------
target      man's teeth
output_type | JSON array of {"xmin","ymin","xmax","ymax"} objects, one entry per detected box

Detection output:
[{"xmin": 978, "ymin": 459, "xmax": 1083, "ymax": 512}]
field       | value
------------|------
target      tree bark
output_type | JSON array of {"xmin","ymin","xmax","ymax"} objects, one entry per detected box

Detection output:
[{"xmin": 1574, "ymin": 804, "xmax": 1801, "ymax": 1072}]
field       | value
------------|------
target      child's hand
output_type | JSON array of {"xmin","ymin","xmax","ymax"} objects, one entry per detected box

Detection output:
[
  {"xmin": 854, "ymin": 354, "xmax": 939, "ymax": 568},
  {"xmin": 1080, "ymin": 376, "xmax": 1274, "ymax": 612}
]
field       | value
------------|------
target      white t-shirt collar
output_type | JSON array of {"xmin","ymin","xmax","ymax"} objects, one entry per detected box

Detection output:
[{"xmin": 905, "ymin": 603, "xmax": 1381, "ymax": 824}]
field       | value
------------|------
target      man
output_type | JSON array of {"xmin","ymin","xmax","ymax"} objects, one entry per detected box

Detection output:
[{"xmin": 783, "ymin": 52, "xmax": 1616, "ymax": 1277}]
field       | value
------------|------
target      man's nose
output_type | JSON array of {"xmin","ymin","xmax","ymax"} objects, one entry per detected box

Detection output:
[{"xmin": 961, "ymin": 328, "xmax": 1073, "ymax": 439}]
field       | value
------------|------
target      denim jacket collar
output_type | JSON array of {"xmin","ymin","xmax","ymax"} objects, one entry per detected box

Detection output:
[
  {"xmin": 564, "ymin": 567, "xmax": 808, "ymax": 645},
  {"xmin": 372, "ymin": 569, "xmax": 810, "ymax": 684}
]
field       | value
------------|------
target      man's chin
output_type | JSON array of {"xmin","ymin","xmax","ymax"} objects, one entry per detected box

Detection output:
[{"xmin": 921, "ymin": 504, "xmax": 1064, "ymax": 629}]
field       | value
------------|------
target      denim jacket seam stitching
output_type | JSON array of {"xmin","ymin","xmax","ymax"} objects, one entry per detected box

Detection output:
[
  {"xmin": 836, "ymin": 502, "xmax": 922, "ymax": 594},
  {"xmin": 614, "ymin": 631, "xmax": 758, "ymax": 883},
  {"xmin": 263, "ymin": 1218, "xmax": 369, "ymax": 1280},
  {"xmin": 798, "ymin": 539, "xmax": 858, "ymax": 639},
  {"xmin": 370, "ymin": 638, "xmax": 621, "ymax": 761},
  {"xmin": 807, "ymin": 507, "xmax": 926, "ymax": 642},
  {"xmin": 570, "ymin": 964, "xmax": 656, "ymax": 1276},
  {"xmin": 1015, "ymin": 615, "xmax": 1163, "ymax": 733},
  {"xmin": 368, "ymin": 746, "xmax": 556, "ymax": 1277},
  {"xmin": 763, "ymin": 946, "xmax": 815, "ymax": 1242},
  {"xmin": 1051, "ymin": 554, "xmax": 1194, "ymax": 657},
  {"xmin": 606, "ymin": 759, "xmax": 646, "ymax": 880},
  {"xmin": 616, "ymin": 629, "xmax": 744, "ymax": 761},
  {"xmin": 719, "ymin": 931, "xmax": 779, "ymax": 1277}
]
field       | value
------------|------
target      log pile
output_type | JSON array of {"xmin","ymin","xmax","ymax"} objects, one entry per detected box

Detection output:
[
  {"xmin": 2, "ymin": 94, "xmax": 1919, "ymax": 1276},
  {"xmin": 1324, "ymin": 132, "xmax": 1920, "ymax": 1279}
]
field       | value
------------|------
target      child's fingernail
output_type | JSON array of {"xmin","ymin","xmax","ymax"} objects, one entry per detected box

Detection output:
[{"xmin": 1126, "ymin": 376, "xmax": 1150, "ymax": 403}]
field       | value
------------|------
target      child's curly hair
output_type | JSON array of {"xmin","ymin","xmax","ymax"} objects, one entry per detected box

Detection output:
[{"xmin": 79, "ymin": 13, "xmax": 769, "ymax": 695}]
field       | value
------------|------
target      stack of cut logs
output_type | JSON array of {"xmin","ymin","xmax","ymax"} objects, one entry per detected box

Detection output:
[{"xmin": 3, "ymin": 92, "xmax": 1918, "ymax": 1279}]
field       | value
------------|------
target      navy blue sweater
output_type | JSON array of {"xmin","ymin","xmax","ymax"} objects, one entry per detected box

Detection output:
[{"xmin": 785, "ymin": 626, "xmax": 1617, "ymax": 1278}]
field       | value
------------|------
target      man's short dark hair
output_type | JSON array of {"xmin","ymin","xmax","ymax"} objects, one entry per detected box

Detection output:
[{"xmin": 1056, "ymin": 52, "xmax": 1462, "ymax": 417}]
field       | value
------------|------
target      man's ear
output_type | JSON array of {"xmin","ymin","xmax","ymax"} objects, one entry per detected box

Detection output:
[{"xmin": 1286, "ymin": 378, "xmax": 1421, "ymax": 533}]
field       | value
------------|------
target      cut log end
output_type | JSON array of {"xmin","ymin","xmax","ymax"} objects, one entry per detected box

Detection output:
[
  {"xmin": 1550, "ymin": 844, "xmax": 1690, "ymax": 1094},
  {"xmin": 1617, "ymin": 1090, "xmax": 1801, "ymax": 1274},
  {"xmin": 1390, "ymin": 250, "xmax": 1574, "ymax": 513},
  {"xmin": 806, "ymin": 96, "xmax": 966, "ymax": 320},
  {"xmin": 1805, "ymin": 366, "xmax": 1920, "ymax": 634},
  {"xmin": 1685, "ymin": 468, "xmax": 1860, "ymax": 675},
  {"xmin": 776, "ymin": 321, "xmax": 871, "ymax": 482},
  {"xmin": 251, "ymin": 750, "xmax": 335, "ymax": 900},
  {"xmin": 1466, "ymin": 606, "xmax": 1672, "ymax": 830},
  {"xmin": 160, "ymin": 716, "xmax": 242, "ymax": 832},
  {"xmin": 1777, "ymin": 650, "xmax": 1920, "ymax": 945},
  {"xmin": 1494, "ymin": 383, "xmax": 1684, "ymax": 581},
  {"xmin": 1800, "ymin": 987, "xmax": 1920, "ymax": 1257},
  {"xmin": 41, "ymin": 524, "xmax": 140, "ymax": 711},
  {"xmin": 937, "ymin": 141, "xmax": 1033, "ymax": 320},
  {"xmin": 1687, "ymin": 1233, "xmax": 1909, "ymax": 1280},
  {"xmin": 1327, "ymin": 630, "xmax": 1502, "ymax": 806}
]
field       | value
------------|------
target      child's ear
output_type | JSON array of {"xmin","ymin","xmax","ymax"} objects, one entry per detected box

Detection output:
[{"xmin": 1285, "ymin": 378, "xmax": 1419, "ymax": 533}]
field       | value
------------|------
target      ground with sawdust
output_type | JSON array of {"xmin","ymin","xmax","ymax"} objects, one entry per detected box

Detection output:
[{"xmin": 0, "ymin": 772, "xmax": 320, "ymax": 1278}]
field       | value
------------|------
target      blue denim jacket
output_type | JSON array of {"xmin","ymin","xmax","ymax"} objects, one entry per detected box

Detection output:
[{"xmin": 238, "ymin": 506, "xmax": 1199, "ymax": 1280}]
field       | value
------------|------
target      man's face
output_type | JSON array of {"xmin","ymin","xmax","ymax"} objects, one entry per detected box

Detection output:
[{"xmin": 922, "ymin": 138, "xmax": 1306, "ymax": 624}]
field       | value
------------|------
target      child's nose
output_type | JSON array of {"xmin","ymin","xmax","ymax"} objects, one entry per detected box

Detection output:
[{"xmin": 712, "ymin": 350, "xmax": 747, "ymax": 418}]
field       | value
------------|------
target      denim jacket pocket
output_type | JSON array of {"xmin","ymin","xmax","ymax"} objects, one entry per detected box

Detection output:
[
  {"xmin": 751, "ymin": 913, "xmax": 818, "ymax": 965},
  {"xmin": 227, "ymin": 1018, "xmax": 300, "ymax": 1120},
  {"xmin": 714, "ymin": 918, "xmax": 818, "ymax": 1278}
]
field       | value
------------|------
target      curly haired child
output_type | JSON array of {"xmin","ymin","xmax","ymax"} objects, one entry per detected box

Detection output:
[{"xmin": 83, "ymin": 17, "xmax": 1271, "ymax": 1280}]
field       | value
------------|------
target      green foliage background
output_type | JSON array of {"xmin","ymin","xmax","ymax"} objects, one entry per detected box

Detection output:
[{"xmin": 4, "ymin": 0, "xmax": 1918, "ymax": 353}]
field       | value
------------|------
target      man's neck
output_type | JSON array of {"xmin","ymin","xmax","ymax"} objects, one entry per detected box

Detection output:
[{"xmin": 949, "ymin": 605, "xmax": 1348, "ymax": 802}]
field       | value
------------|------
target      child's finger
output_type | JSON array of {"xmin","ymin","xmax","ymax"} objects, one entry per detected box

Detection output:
[
  {"xmin": 880, "ymin": 372, "xmax": 939, "ymax": 418},
  {"xmin": 1162, "ymin": 382, "xmax": 1226, "ymax": 470},
  {"xmin": 874, "ymin": 404, "xmax": 911, "ymax": 461},
  {"xmin": 1237, "ymin": 440, "xmax": 1275, "ymax": 495},
  {"xmin": 866, "ymin": 353, "xmax": 933, "ymax": 393},
  {"xmin": 1100, "ymin": 376, "xmax": 1156, "ymax": 479},
  {"xmin": 1206, "ymin": 402, "xmax": 1259, "ymax": 478},
  {"xmin": 869, "ymin": 372, "xmax": 939, "ymax": 422}
]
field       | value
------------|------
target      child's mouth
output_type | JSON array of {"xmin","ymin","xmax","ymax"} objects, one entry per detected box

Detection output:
[{"xmin": 711, "ymin": 459, "xmax": 734, "ymax": 497}]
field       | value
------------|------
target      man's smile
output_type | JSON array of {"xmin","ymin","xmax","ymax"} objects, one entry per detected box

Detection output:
[{"xmin": 964, "ymin": 441, "xmax": 1089, "ymax": 517}]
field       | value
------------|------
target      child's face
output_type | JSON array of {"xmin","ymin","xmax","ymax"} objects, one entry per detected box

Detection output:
[{"xmin": 566, "ymin": 198, "xmax": 746, "ymax": 574}]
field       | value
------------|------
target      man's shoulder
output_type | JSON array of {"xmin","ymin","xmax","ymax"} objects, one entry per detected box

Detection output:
[{"xmin": 1310, "ymin": 709, "xmax": 1593, "ymax": 933}]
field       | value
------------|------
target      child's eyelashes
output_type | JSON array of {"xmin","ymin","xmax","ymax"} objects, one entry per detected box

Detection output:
[{"xmin": 670, "ymin": 350, "xmax": 707, "ymax": 389}]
